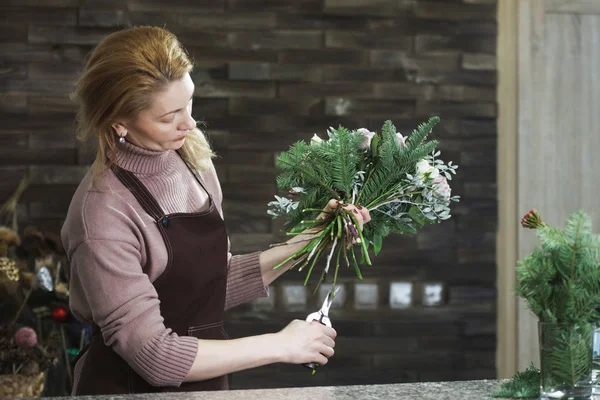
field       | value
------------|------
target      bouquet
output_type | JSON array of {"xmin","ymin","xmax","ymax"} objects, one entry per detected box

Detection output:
[{"xmin": 267, "ymin": 116, "xmax": 460, "ymax": 292}]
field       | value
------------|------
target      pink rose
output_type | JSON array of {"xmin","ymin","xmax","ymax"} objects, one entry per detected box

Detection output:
[
  {"xmin": 396, "ymin": 132, "xmax": 406, "ymax": 149},
  {"xmin": 356, "ymin": 128, "xmax": 375, "ymax": 150},
  {"xmin": 432, "ymin": 176, "xmax": 451, "ymax": 200}
]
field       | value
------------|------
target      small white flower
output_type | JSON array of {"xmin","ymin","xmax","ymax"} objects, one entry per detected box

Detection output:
[
  {"xmin": 396, "ymin": 132, "xmax": 406, "ymax": 149},
  {"xmin": 356, "ymin": 128, "xmax": 376, "ymax": 150},
  {"xmin": 311, "ymin": 134, "xmax": 324, "ymax": 145},
  {"xmin": 416, "ymin": 160, "xmax": 439, "ymax": 181}
]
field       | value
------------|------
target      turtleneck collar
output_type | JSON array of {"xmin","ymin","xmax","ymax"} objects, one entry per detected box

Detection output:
[{"xmin": 114, "ymin": 141, "xmax": 177, "ymax": 175}]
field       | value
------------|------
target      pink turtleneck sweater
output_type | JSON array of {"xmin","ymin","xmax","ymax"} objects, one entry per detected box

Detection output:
[{"xmin": 61, "ymin": 142, "xmax": 268, "ymax": 389}]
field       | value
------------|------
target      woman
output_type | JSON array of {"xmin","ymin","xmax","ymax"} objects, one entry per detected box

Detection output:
[{"xmin": 61, "ymin": 26, "xmax": 371, "ymax": 395}]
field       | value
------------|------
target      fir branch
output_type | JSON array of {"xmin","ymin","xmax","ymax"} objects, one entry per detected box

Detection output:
[{"xmin": 490, "ymin": 365, "xmax": 540, "ymax": 399}]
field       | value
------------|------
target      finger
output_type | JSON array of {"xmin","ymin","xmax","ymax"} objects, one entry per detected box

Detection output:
[
  {"xmin": 315, "ymin": 354, "xmax": 328, "ymax": 365},
  {"xmin": 343, "ymin": 205, "xmax": 364, "ymax": 229},
  {"xmin": 322, "ymin": 326, "xmax": 337, "ymax": 339},
  {"xmin": 322, "ymin": 336, "xmax": 335, "ymax": 348},
  {"xmin": 318, "ymin": 344, "xmax": 335, "ymax": 358},
  {"xmin": 356, "ymin": 205, "xmax": 371, "ymax": 224}
]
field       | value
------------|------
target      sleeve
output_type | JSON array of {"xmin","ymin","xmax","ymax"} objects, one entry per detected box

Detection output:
[
  {"xmin": 224, "ymin": 250, "xmax": 268, "ymax": 311},
  {"xmin": 69, "ymin": 239, "xmax": 198, "ymax": 387}
]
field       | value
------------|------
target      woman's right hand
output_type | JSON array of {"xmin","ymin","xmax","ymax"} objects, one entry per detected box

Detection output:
[{"xmin": 274, "ymin": 319, "xmax": 337, "ymax": 366}]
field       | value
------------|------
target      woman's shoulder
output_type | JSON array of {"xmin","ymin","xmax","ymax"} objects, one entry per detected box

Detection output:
[{"xmin": 61, "ymin": 167, "xmax": 148, "ymax": 255}]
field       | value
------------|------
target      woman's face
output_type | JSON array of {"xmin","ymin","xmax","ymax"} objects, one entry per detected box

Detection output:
[{"xmin": 116, "ymin": 73, "xmax": 196, "ymax": 151}]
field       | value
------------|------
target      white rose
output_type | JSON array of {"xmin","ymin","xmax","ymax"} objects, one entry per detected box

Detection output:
[
  {"xmin": 415, "ymin": 160, "xmax": 439, "ymax": 181},
  {"xmin": 356, "ymin": 128, "xmax": 375, "ymax": 150},
  {"xmin": 311, "ymin": 134, "xmax": 324, "ymax": 145},
  {"xmin": 432, "ymin": 176, "xmax": 451, "ymax": 200}
]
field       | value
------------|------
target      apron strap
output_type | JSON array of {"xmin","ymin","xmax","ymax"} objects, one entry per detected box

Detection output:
[{"xmin": 110, "ymin": 164, "xmax": 165, "ymax": 222}]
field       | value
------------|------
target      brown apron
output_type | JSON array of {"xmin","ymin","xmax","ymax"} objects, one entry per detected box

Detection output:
[{"xmin": 73, "ymin": 161, "xmax": 230, "ymax": 395}]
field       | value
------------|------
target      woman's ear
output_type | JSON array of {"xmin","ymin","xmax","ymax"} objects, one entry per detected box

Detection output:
[{"xmin": 112, "ymin": 123, "xmax": 127, "ymax": 138}]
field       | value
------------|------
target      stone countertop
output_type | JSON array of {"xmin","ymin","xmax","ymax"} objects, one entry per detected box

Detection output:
[{"xmin": 43, "ymin": 380, "xmax": 514, "ymax": 400}]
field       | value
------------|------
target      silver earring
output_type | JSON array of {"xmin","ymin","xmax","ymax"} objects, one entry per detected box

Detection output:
[{"xmin": 119, "ymin": 134, "xmax": 126, "ymax": 144}]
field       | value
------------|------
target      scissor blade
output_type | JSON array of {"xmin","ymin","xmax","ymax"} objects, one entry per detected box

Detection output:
[{"xmin": 321, "ymin": 286, "xmax": 340, "ymax": 316}]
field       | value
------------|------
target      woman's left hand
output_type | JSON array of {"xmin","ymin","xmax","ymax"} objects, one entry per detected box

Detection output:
[{"xmin": 322, "ymin": 199, "xmax": 371, "ymax": 231}]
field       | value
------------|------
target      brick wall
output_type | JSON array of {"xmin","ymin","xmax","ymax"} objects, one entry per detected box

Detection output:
[{"xmin": 0, "ymin": 0, "xmax": 498, "ymax": 389}]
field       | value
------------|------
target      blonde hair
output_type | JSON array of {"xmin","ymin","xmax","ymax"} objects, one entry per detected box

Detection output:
[{"xmin": 71, "ymin": 26, "xmax": 214, "ymax": 182}]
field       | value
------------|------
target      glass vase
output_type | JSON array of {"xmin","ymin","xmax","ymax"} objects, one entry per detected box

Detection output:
[{"xmin": 538, "ymin": 322, "xmax": 594, "ymax": 400}]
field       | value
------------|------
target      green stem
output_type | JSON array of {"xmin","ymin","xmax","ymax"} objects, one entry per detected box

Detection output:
[
  {"xmin": 350, "ymin": 245, "xmax": 363, "ymax": 279},
  {"xmin": 346, "ymin": 211, "xmax": 371, "ymax": 265},
  {"xmin": 303, "ymin": 241, "xmax": 328, "ymax": 286},
  {"xmin": 273, "ymin": 223, "xmax": 334, "ymax": 269}
]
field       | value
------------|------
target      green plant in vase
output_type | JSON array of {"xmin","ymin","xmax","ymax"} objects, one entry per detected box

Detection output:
[{"xmin": 492, "ymin": 209, "xmax": 600, "ymax": 399}]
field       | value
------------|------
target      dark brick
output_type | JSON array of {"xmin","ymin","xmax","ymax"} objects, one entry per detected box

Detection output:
[
  {"xmin": 229, "ymin": 232, "xmax": 275, "ymax": 253},
  {"xmin": 462, "ymin": 182, "xmax": 497, "ymax": 199},
  {"xmin": 460, "ymin": 150, "xmax": 497, "ymax": 167},
  {"xmin": 278, "ymin": 49, "xmax": 368, "ymax": 65},
  {"xmin": 416, "ymin": 220, "xmax": 457, "ymax": 250},
  {"xmin": 176, "ymin": 12, "xmax": 276, "ymax": 30},
  {"xmin": 455, "ymin": 211, "xmax": 497, "ymax": 231},
  {"xmin": 415, "ymin": 34, "xmax": 496, "ymax": 55},
  {"xmin": 227, "ymin": 0, "xmax": 321, "ymax": 11},
  {"xmin": 0, "ymin": 22, "xmax": 28, "ymax": 42},
  {"xmin": 228, "ymin": 31, "xmax": 323, "ymax": 50},
  {"xmin": 186, "ymin": 46, "xmax": 278, "ymax": 63},
  {"xmin": 460, "ymin": 119, "xmax": 497, "ymax": 136},
  {"xmin": 28, "ymin": 96, "xmax": 77, "ymax": 114},
  {"xmin": 448, "ymin": 285, "xmax": 496, "ymax": 306},
  {"xmin": 28, "ymin": 62, "xmax": 81, "ymax": 81},
  {"xmin": 28, "ymin": 26, "xmax": 113, "ymax": 45},
  {"xmin": 326, "ymin": 31, "xmax": 413, "ymax": 50},
  {"xmin": 462, "ymin": 53, "xmax": 496, "ymax": 70},
  {"xmin": 370, "ymin": 51, "xmax": 460, "ymax": 70},
  {"xmin": 221, "ymin": 183, "xmax": 275, "ymax": 201},
  {"xmin": 373, "ymin": 82, "xmax": 434, "ymax": 99},
  {"xmin": 192, "ymin": 98, "xmax": 229, "ymax": 118},
  {"xmin": 79, "ymin": 8, "xmax": 131, "ymax": 27},
  {"xmin": 195, "ymin": 80, "xmax": 276, "ymax": 98},
  {"xmin": 0, "ymin": 133, "xmax": 28, "ymax": 149},
  {"xmin": 416, "ymin": 102, "xmax": 496, "ymax": 118},
  {"xmin": 324, "ymin": 0, "xmax": 413, "ymax": 16},
  {"xmin": 373, "ymin": 351, "xmax": 464, "ymax": 370},
  {"xmin": 228, "ymin": 165, "xmax": 277, "ymax": 183},
  {"xmin": 0, "ymin": 44, "xmax": 87, "ymax": 63},
  {"xmin": 230, "ymin": 98, "xmax": 324, "ymax": 116},
  {"xmin": 229, "ymin": 63, "xmax": 322, "ymax": 82},
  {"xmin": 0, "ymin": 94, "xmax": 27, "ymax": 113},
  {"xmin": 1, "ymin": 0, "xmax": 80, "ymax": 6},
  {"xmin": 0, "ymin": 7, "xmax": 78, "ymax": 25},
  {"xmin": 465, "ymin": 351, "xmax": 496, "ymax": 369},
  {"xmin": 276, "ymin": 13, "xmax": 370, "ymax": 30},
  {"xmin": 414, "ymin": 2, "xmax": 496, "ymax": 21},
  {"xmin": 0, "ymin": 62, "xmax": 27, "ymax": 80},
  {"xmin": 0, "ymin": 78, "xmax": 76, "ymax": 95},
  {"xmin": 322, "ymin": 65, "xmax": 409, "ymax": 82},
  {"xmin": 421, "ymin": 262, "xmax": 496, "ymax": 285},
  {"xmin": 29, "ymin": 165, "xmax": 88, "ymax": 185},
  {"xmin": 0, "ymin": 167, "xmax": 28, "ymax": 192},
  {"xmin": 29, "ymin": 132, "xmax": 78, "ymax": 149},
  {"xmin": 430, "ymin": 85, "xmax": 496, "ymax": 102},
  {"xmin": 0, "ymin": 149, "xmax": 77, "ymax": 166},
  {"xmin": 325, "ymin": 98, "xmax": 414, "ymax": 117},
  {"xmin": 464, "ymin": 315, "xmax": 497, "ymax": 336},
  {"xmin": 127, "ymin": 0, "xmax": 225, "ymax": 11},
  {"xmin": 279, "ymin": 82, "xmax": 374, "ymax": 98}
]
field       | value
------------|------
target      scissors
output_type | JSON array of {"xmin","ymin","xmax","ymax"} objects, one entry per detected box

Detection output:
[{"xmin": 303, "ymin": 286, "xmax": 340, "ymax": 372}]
